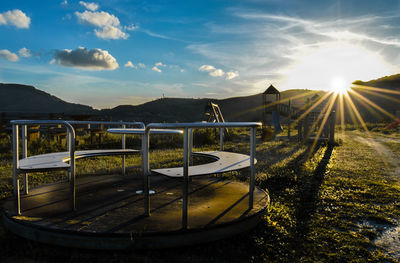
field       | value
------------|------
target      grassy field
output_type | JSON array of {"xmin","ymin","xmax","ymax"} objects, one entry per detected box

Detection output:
[{"xmin": 0, "ymin": 127, "xmax": 399, "ymax": 262}]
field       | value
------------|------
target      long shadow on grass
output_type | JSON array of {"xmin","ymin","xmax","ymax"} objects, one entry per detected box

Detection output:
[
  {"xmin": 257, "ymin": 143, "xmax": 322, "ymax": 195},
  {"xmin": 295, "ymin": 144, "xmax": 334, "ymax": 239}
]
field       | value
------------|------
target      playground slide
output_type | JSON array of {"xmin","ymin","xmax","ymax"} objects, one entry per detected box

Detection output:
[
  {"xmin": 385, "ymin": 118, "xmax": 400, "ymax": 129},
  {"xmin": 272, "ymin": 111, "xmax": 283, "ymax": 133}
]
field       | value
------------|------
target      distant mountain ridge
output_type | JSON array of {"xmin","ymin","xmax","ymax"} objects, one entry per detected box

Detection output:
[
  {"xmin": 1, "ymin": 76, "xmax": 399, "ymax": 124},
  {"xmin": 353, "ymin": 74, "xmax": 400, "ymax": 89},
  {"xmin": 0, "ymin": 83, "xmax": 96, "ymax": 114}
]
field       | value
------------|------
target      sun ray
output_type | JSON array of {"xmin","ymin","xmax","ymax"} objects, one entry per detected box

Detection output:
[
  {"xmin": 354, "ymin": 88, "xmax": 400, "ymax": 104},
  {"xmin": 230, "ymin": 90, "xmax": 317, "ymax": 119},
  {"xmin": 292, "ymin": 91, "xmax": 333, "ymax": 126},
  {"xmin": 307, "ymin": 93, "xmax": 338, "ymax": 160},
  {"xmin": 352, "ymin": 84, "xmax": 400, "ymax": 96},
  {"xmin": 344, "ymin": 94, "xmax": 370, "ymax": 134},
  {"xmin": 349, "ymin": 89, "xmax": 398, "ymax": 121},
  {"xmin": 339, "ymin": 93, "xmax": 345, "ymax": 135},
  {"xmin": 349, "ymin": 92, "xmax": 384, "ymax": 121},
  {"xmin": 343, "ymin": 94, "xmax": 359, "ymax": 127},
  {"xmin": 307, "ymin": 92, "xmax": 337, "ymax": 139}
]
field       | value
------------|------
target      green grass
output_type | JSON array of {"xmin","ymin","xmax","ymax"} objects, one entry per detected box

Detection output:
[{"xmin": 0, "ymin": 128, "xmax": 399, "ymax": 262}]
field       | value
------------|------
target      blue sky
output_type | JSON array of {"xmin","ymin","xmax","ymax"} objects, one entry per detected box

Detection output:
[{"xmin": 1, "ymin": 0, "xmax": 400, "ymax": 109}]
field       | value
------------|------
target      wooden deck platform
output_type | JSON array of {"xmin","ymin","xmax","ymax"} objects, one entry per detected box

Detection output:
[{"xmin": 2, "ymin": 173, "xmax": 269, "ymax": 249}]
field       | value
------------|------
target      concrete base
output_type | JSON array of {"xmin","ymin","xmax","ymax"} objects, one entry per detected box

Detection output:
[{"xmin": 3, "ymin": 174, "xmax": 269, "ymax": 249}]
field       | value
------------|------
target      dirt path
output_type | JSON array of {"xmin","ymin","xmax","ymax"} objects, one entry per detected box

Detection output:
[{"xmin": 350, "ymin": 132, "xmax": 400, "ymax": 260}]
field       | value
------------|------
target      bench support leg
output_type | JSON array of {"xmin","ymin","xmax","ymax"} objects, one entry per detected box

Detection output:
[
  {"xmin": 16, "ymin": 179, "xmax": 21, "ymax": 215},
  {"xmin": 249, "ymin": 127, "xmax": 256, "ymax": 209},
  {"xmin": 182, "ymin": 128, "xmax": 189, "ymax": 229},
  {"xmin": 122, "ymin": 124, "xmax": 126, "ymax": 176},
  {"xmin": 142, "ymin": 132, "xmax": 150, "ymax": 216}
]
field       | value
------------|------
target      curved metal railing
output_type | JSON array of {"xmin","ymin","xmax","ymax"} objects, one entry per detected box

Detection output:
[
  {"xmin": 11, "ymin": 120, "xmax": 76, "ymax": 214},
  {"xmin": 143, "ymin": 122, "xmax": 262, "ymax": 228}
]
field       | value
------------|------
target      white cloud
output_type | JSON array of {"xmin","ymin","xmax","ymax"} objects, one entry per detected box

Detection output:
[
  {"xmin": 53, "ymin": 47, "xmax": 118, "ymax": 70},
  {"xmin": 124, "ymin": 61, "xmax": 137, "ymax": 68},
  {"xmin": 95, "ymin": 25, "xmax": 129, "ymax": 39},
  {"xmin": 209, "ymin": 69, "xmax": 225, "ymax": 77},
  {"xmin": 125, "ymin": 24, "xmax": 138, "ymax": 31},
  {"xmin": 199, "ymin": 65, "xmax": 216, "ymax": 72},
  {"xmin": 152, "ymin": 66, "xmax": 162, "ymax": 73},
  {"xmin": 0, "ymin": 49, "xmax": 19, "ymax": 62},
  {"xmin": 155, "ymin": 62, "xmax": 165, "ymax": 67},
  {"xmin": 0, "ymin": 10, "xmax": 30, "ymax": 29},
  {"xmin": 79, "ymin": 1, "xmax": 99, "ymax": 11},
  {"xmin": 137, "ymin": 63, "xmax": 146, "ymax": 68},
  {"xmin": 75, "ymin": 10, "xmax": 129, "ymax": 40},
  {"xmin": 152, "ymin": 62, "xmax": 166, "ymax": 72},
  {"xmin": 75, "ymin": 10, "xmax": 119, "ymax": 27},
  {"xmin": 61, "ymin": 0, "xmax": 68, "ymax": 6},
  {"xmin": 199, "ymin": 64, "xmax": 227, "ymax": 78},
  {"xmin": 226, "ymin": 71, "xmax": 239, "ymax": 80},
  {"xmin": 18, "ymin": 47, "xmax": 31, "ymax": 58}
]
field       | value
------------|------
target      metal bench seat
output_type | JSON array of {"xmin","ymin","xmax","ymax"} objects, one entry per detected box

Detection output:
[
  {"xmin": 18, "ymin": 149, "xmax": 140, "ymax": 172},
  {"xmin": 152, "ymin": 151, "xmax": 257, "ymax": 177}
]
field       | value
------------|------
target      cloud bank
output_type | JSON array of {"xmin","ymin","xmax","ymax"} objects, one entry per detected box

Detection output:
[
  {"xmin": 75, "ymin": 10, "xmax": 131, "ymax": 39},
  {"xmin": 0, "ymin": 49, "xmax": 19, "ymax": 61},
  {"xmin": 18, "ymin": 47, "xmax": 31, "ymax": 58},
  {"xmin": 0, "ymin": 9, "xmax": 30, "ymax": 29},
  {"xmin": 53, "ymin": 47, "xmax": 118, "ymax": 70},
  {"xmin": 198, "ymin": 64, "xmax": 239, "ymax": 80},
  {"xmin": 79, "ymin": 1, "xmax": 99, "ymax": 11}
]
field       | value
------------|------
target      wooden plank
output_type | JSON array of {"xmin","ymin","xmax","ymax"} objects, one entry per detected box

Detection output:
[
  {"xmin": 152, "ymin": 151, "xmax": 257, "ymax": 177},
  {"xmin": 19, "ymin": 149, "xmax": 140, "ymax": 172}
]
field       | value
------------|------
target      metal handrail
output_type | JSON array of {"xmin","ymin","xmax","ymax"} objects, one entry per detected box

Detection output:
[
  {"xmin": 143, "ymin": 122, "xmax": 262, "ymax": 228},
  {"xmin": 66, "ymin": 120, "xmax": 144, "ymax": 128},
  {"xmin": 11, "ymin": 120, "xmax": 76, "ymax": 215},
  {"xmin": 65, "ymin": 121, "xmax": 144, "ymax": 176}
]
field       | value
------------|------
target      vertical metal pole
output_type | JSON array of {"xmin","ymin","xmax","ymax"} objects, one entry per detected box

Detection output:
[
  {"xmin": 219, "ymin": 127, "xmax": 224, "ymax": 151},
  {"xmin": 142, "ymin": 131, "xmax": 150, "ymax": 216},
  {"xmin": 189, "ymin": 128, "xmax": 193, "ymax": 166},
  {"xmin": 122, "ymin": 124, "xmax": 126, "ymax": 175},
  {"xmin": 22, "ymin": 125, "xmax": 28, "ymax": 194},
  {"xmin": 66, "ymin": 129, "xmax": 70, "ymax": 152},
  {"xmin": 12, "ymin": 124, "xmax": 19, "ymax": 214},
  {"xmin": 16, "ymin": 179, "xmax": 21, "ymax": 215},
  {"xmin": 182, "ymin": 128, "xmax": 189, "ymax": 229},
  {"xmin": 67, "ymin": 129, "xmax": 71, "ymax": 181},
  {"xmin": 249, "ymin": 127, "xmax": 256, "ymax": 209},
  {"xmin": 69, "ymin": 127, "xmax": 76, "ymax": 211}
]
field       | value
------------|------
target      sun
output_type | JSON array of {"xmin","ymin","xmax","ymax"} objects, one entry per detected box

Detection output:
[
  {"xmin": 330, "ymin": 76, "xmax": 351, "ymax": 94},
  {"xmin": 280, "ymin": 42, "xmax": 394, "ymax": 92}
]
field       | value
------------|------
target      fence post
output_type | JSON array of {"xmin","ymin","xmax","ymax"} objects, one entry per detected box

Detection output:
[
  {"xmin": 329, "ymin": 111, "xmax": 336, "ymax": 145},
  {"xmin": 122, "ymin": 124, "xmax": 126, "ymax": 175},
  {"xmin": 303, "ymin": 115, "xmax": 310, "ymax": 142}
]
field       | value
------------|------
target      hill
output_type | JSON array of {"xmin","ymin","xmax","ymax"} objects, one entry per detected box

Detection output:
[
  {"xmin": 353, "ymin": 74, "xmax": 400, "ymax": 89},
  {"xmin": 0, "ymin": 83, "xmax": 96, "ymax": 114},
  {"xmin": 101, "ymin": 89, "xmax": 326, "ymax": 123},
  {"xmin": 350, "ymin": 75, "xmax": 400, "ymax": 121}
]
